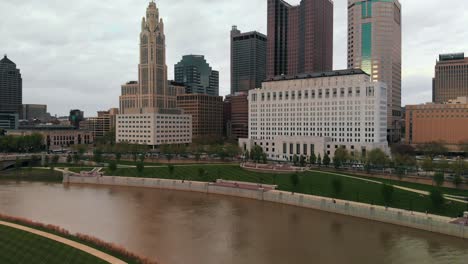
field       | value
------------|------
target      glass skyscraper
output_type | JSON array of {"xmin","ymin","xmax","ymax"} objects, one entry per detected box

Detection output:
[
  {"xmin": 348, "ymin": 0, "xmax": 402, "ymax": 142},
  {"xmin": 174, "ymin": 55, "xmax": 219, "ymax": 96}
]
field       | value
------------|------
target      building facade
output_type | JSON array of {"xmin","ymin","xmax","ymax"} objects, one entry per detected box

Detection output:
[
  {"xmin": 117, "ymin": 2, "xmax": 192, "ymax": 147},
  {"xmin": 8, "ymin": 126, "xmax": 94, "ymax": 151},
  {"xmin": 266, "ymin": 0, "xmax": 334, "ymax": 78},
  {"xmin": 406, "ymin": 97, "xmax": 468, "ymax": 150},
  {"xmin": 239, "ymin": 70, "xmax": 389, "ymax": 161},
  {"xmin": 174, "ymin": 55, "xmax": 219, "ymax": 96},
  {"xmin": 21, "ymin": 104, "xmax": 51, "ymax": 122},
  {"xmin": 348, "ymin": 0, "xmax": 402, "ymax": 142},
  {"xmin": 80, "ymin": 108, "xmax": 119, "ymax": 139},
  {"xmin": 231, "ymin": 26, "xmax": 267, "ymax": 94},
  {"xmin": 116, "ymin": 112, "xmax": 192, "ymax": 146},
  {"xmin": 176, "ymin": 94, "xmax": 223, "ymax": 141},
  {"xmin": 0, "ymin": 55, "xmax": 22, "ymax": 120},
  {"xmin": 433, "ymin": 53, "xmax": 468, "ymax": 103},
  {"xmin": 229, "ymin": 93, "xmax": 249, "ymax": 140},
  {"xmin": 0, "ymin": 113, "xmax": 18, "ymax": 130},
  {"xmin": 69, "ymin": 109, "xmax": 84, "ymax": 129}
]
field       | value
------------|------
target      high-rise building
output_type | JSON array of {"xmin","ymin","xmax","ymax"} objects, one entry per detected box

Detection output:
[
  {"xmin": 0, "ymin": 55, "xmax": 22, "ymax": 116},
  {"xmin": 348, "ymin": 0, "xmax": 402, "ymax": 142},
  {"xmin": 432, "ymin": 53, "xmax": 468, "ymax": 103},
  {"xmin": 231, "ymin": 26, "xmax": 267, "ymax": 94},
  {"xmin": 240, "ymin": 69, "xmax": 389, "ymax": 161},
  {"xmin": 69, "ymin": 109, "xmax": 84, "ymax": 129},
  {"xmin": 116, "ymin": 2, "xmax": 192, "ymax": 147},
  {"xmin": 229, "ymin": 93, "xmax": 249, "ymax": 140},
  {"xmin": 406, "ymin": 97, "xmax": 468, "ymax": 151},
  {"xmin": 174, "ymin": 55, "xmax": 219, "ymax": 96},
  {"xmin": 176, "ymin": 94, "xmax": 223, "ymax": 141},
  {"xmin": 80, "ymin": 108, "xmax": 119, "ymax": 140},
  {"xmin": 266, "ymin": 0, "xmax": 334, "ymax": 78},
  {"xmin": 21, "ymin": 104, "xmax": 51, "ymax": 122}
]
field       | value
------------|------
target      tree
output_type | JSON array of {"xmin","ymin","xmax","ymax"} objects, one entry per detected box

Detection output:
[
  {"xmin": 453, "ymin": 175, "xmax": 463, "ymax": 189},
  {"xmin": 168, "ymin": 164, "xmax": 175, "ymax": 177},
  {"xmin": 331, "ymin": 178, "xmax": 343, "ymax": 198},
  {"xmin": 132, "ymin": 153, "xmax": 138, "ymax": 162},
  {"xmin": 72, "ymin": 153, "xmax": 80, "ymax": 164},
  {"xmin": 381, "ymin": 184, "xmax": 394, "ymax": 206},
  {"xmin": 139, "ymin": 154, "xmax": 145, "ymax": 163},
  {"xmin": 290, "ymin": 172, "xmax": 300, "ymax": 194},
  {"xmin": 333, "ymin": 148, "xmax": 349, "ymax": 169},
  {"xmin": 395, "ymin": 166, "xmax": 405, "ymax": 181},
  {"xmin": 198, "ymin": 168, "xmax": 206, "ymax": 179},
  {"xmin": 433, "ymin": 172, "xmax": 445, "ymax": 187},
  {"xmin": 299, "ymin": 155, "xmax": 306, "ymax": 167},
  {"xmin": 52, "ymin": 155, "xmax": 60, "ymax": 166},
  {"xmin": 293, "ymin": 154, "xmax": 299, "ymax": 166},
  {"xmin": 391, "ymin": 144, "xmax": 416, "ymax": 157},
  {"xmin": 66, "ymin": 154, "xmax": 72, "ymax": 164},
  {"xmin": 419, "ymin": 142, "xmax": 448, "ymax": 160},
  {"xmin": 317, "ymin": 154, "xmax": 322, "ymax": 167},
  {"xmin": 93, "ymin": 149, "xmax": 103, "ymax": 163},
  {"xmin": 323, "ymin": 153, "xmax": 331, "ymax": 167},
  {"xmin": 136, "ymin": 162, "xmax": 144, "ymax": 176},
  {"xmin": 108, "ymin": 160, "xmax": 117, "ymax": 174},
  {"xmin": 309, "ymin": 153, "xmax": 317, "ymax": 166},
  {"xmin": 437, "ymin": 158, "xmax": 449, "ymax": 173},
  {"xmin": 366, "ymin": 149, "xmax": 388, "ymax": 169},
  {"xmin": 115, "ymin": 152, "xmax": 122, "ymax": 162},
  {"xmin": 421, "ymin": 157, "xmax": 434, "ymax": 176},
  {"xmin": 429, "ymin": 189, "xmax": 445, "ymax": 210},
  {"xmin": 250, "ymin": 145, "xmax": 264, "ymax": 163},
  {"xmin": 261, "ymin": 153, "xmax": 267, "ymax": 164},
  {"xmin": 44, "ymin": 155, "xmax": 50, "ymax": 168}
]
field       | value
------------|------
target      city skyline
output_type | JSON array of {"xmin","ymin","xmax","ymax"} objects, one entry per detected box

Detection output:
[{"xmin": 0, "ymin": 0, "xmax": 467, "ymax": 115}]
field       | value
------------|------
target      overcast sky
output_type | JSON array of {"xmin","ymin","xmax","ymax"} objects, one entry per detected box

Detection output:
[{"xmin": 0, "ymin": 0, "xmax": 467, "ymax": 117}]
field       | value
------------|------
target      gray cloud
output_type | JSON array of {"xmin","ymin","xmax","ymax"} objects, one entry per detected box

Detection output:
[{"xmin": 0, "ymin": 0, "xmax": 466, "ymax": 116}]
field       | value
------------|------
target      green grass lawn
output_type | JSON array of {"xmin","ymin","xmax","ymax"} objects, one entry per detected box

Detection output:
[
  {"xmin": 0, "ymin": 169, "xmax": 62, "ymax": 182},
  {"xmin": 340, "ymin": 172, "xmax": 468, "ymax": 197},
  {"xmin": 104, "ymin": 165, "xmax": 468, "ymax": 218},
  {"xmin": 0, "ymin": 224, "xmax": 106, "ymax": 264}
]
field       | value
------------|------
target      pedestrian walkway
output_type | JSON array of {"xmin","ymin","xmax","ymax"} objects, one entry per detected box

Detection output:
[{"xmin": 0, "ymin": 220, "xmax": 126, "ymax": 264}]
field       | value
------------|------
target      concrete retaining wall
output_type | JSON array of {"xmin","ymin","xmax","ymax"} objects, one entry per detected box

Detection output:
[{"xmin": 63, "ymin": 175, "xmax": 468, "ymax": 240}]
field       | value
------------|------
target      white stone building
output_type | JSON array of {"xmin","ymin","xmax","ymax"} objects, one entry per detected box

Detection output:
[
  {"xmin": 116, "ymin": 110, "xmax": 192, "ymax": 146},
  {"xmin": 239, "ymin": 69, "xmax": 389, "ymax": 161}
]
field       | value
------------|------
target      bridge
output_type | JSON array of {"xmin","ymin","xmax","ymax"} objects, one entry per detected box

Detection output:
[{"xmin": 0, "ymin": 154, "xmax": 42, "ymax": 171}]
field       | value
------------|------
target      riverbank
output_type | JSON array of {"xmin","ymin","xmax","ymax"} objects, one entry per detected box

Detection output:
[
  {"xmin": 64, "ymin": 174, "xmax": 468, "ymax": 240},
  {"xmin": 0, "ymin": 168, "xmax": 63, "ymax": 182},
  {"xmin": 0, "ymin": 214, "xmax": 157, "ymax": 264}
]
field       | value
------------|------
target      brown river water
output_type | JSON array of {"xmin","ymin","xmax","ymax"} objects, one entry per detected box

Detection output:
[{"xmin": 0, "ymin": 181, "xmax": 467, "ymax": 264}]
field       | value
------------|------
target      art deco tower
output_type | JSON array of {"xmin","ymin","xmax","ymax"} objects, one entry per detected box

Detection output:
[{"xmin": 120, "ymin": 1, "xmax": 175, "ymax": 114}]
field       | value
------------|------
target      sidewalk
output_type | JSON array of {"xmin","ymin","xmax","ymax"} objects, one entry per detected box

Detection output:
[{"xmin": 0, "ymin": 220, "xmax": 126, "ymax": 264}]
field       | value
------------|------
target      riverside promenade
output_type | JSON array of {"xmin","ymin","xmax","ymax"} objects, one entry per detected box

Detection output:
[{"xmin": 64, "ymin": 174, "xmax": 468, "ymax": 240}]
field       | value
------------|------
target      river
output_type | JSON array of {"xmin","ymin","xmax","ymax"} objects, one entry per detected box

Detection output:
[{"xmin": 0, "ymin": 181, "xmax": 467, "ymax": 264}]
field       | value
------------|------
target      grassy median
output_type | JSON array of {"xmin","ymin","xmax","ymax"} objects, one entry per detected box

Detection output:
[
  {"xmin": 0, "ymin": 224, "xmax": 106, "ymax": 264},
  {"xmin": 0, "ymin": 168, "xmax": 63, "ymax": 182}
]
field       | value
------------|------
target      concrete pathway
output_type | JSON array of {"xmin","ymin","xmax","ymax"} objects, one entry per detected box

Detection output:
[
  {"xmin": 0, "ymin": 220, "xmax": 126, "ymax": 264},
  {"xmin": 311, "ymin": 170, "xmax": 468, "ymax": 204}
]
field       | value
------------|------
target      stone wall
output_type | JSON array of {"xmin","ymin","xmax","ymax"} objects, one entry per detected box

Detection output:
[{"xmin": 63, "ymin": 174, "xmax": 468, "ymax": 239}]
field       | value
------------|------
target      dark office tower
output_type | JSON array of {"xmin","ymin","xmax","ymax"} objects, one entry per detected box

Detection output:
[
  {"xmin": 231, "ymin": 26, "xmax": 267, "ymax": 94},
  {"xmin": 69, "ymin": 109, "xmax": 84, "ymax": 129},
  {"xmin": 0, "ymin": 55, "xmax": 22, "ymax": 114},
  {"xmin": 174, "ymin": 55, "xmax": 219, "ymax": 96},
  {"xmin": 266, "ymin": 0, "xmax": 333, "ymax": 78}
]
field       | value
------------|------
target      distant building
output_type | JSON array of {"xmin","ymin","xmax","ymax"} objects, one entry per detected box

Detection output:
[
  {"xmin": 230, "ymin": 26, "xmax": 267, "ymax": 94},
  {"xmin": 69, "ymin": 110, "xmax": 84, "ymax": 129},
  {"xmin": 174, "ymin": 55, "xmax": 219, "ymax": 96},
  {"xmin": 228, "ymin": 93, "xmax": 249, "ymax": 140},
  {"xmin": 8, "ymin": 125, "xmax": 93, "ymax": 151},
  {"xmin": 433, "ymin": 53, "xmax": 468, "ymax": 103},
  {"xmin": 81, "ymin": 108, "xmax": 119, "ymax": 140},
  {"xmin": 266, "ymin": 0, "xmax": 333, "ymax": 78},
  {"xmin": 223, "ymin": 97, "xmax": 232, "ymax": 138},
  {"xmin": 239, "ymin": 69, "xmax": 389, "ymax": 161},
  {"xmin": 176, "ymin": 94, "xmax": 223, "ymax": 141},
  {"xmin": 116, "ymin": 2, "xmax": 192, "ymax": 147},
  {"xmin": 405, "ymin": 97, "xmax": 468, "ymax": 150},
  {"xmin": 21, "ymin": 104, "xmax": 51, "ymax": 122},
  {"xmin": 0, "ymin": 55, "xmax": 22, "ymax": 130},
  {"xmin": 0, "ymin": 113, "xmax": 18, "ymax": 130}
]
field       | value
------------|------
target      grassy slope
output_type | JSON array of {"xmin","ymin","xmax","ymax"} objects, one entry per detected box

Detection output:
[
  {"xmin": 102, "ymin": 165, "xmax": 468, "ymax": 218},
  {"xmin": 0, "ymin": 225, "xmax": 106, "ymax": 264},
  {"xmin": 0, "ymin": 169, "xmax": 62, "ymax": 182}
]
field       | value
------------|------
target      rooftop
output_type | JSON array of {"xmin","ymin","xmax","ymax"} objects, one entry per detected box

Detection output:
[
  {"xmin": 439, "ymin": 53, "xmax": 465, "ymax": 61},
  {"xmin": 0, "ymin": 55, "xmax": 15, "ymax": 65},
  {"xmin": 264, "ymin": 69, "xmax": 369, "ymax": 82}
]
